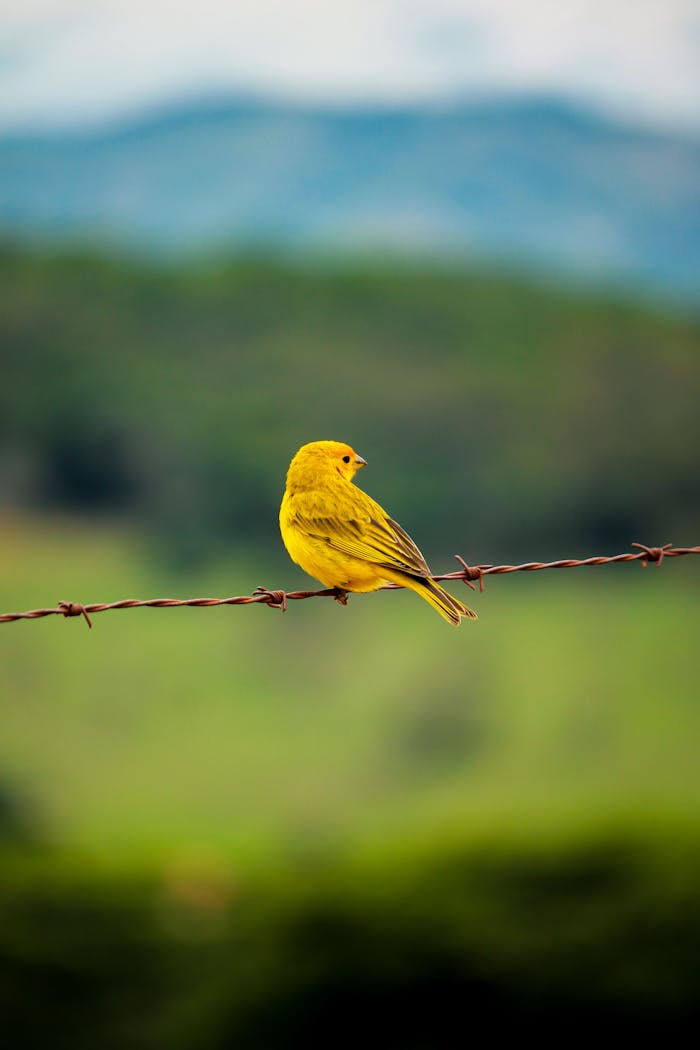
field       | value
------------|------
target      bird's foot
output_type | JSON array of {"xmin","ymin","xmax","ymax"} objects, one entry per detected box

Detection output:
[
  {"xmin": 332, "ymin": 587, "xmax": 349, "ymax": 606},
  {"xmin": 253, "ymin": 586, "xmax": 288, "ymax": 611}
]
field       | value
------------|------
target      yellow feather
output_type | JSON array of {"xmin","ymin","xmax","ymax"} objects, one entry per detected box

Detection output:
[{"xmin": 279, "ymin": 440, "xmax": 477, "ymax": 626}]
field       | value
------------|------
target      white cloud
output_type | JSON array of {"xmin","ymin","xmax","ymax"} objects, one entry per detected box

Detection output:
[{"xmin": 0, "ymin": 0, "xmax": 698, "ymax": 129}]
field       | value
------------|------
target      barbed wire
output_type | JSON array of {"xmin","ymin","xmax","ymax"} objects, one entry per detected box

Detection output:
[{"xmin": 1, "ymin": 542, "xmax": 697, "ymax": 629}]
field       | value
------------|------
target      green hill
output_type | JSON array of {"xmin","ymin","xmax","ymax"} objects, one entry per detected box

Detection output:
[{"xmin": 2, "ymin": 245, "xmax": 698, "ymax": 565}]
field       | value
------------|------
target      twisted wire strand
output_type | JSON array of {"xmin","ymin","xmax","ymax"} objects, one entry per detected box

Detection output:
[{"xmin": 1, "ymin": 543, "xmax": 697, "ymax": 629}]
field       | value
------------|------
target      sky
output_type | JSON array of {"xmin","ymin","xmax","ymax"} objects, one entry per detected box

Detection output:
[{"xmin": 1, "ymin": 0, "xmax": 699, "ymax": 132}]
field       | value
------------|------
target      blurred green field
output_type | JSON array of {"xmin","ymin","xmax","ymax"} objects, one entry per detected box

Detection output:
[
  {"xmin": 3, "ymin": 517, "xmax": 700, "ymax": 1044},
  {"xmin": 3, "ymin": 515, "xmax": 698, "ymax": 865}
]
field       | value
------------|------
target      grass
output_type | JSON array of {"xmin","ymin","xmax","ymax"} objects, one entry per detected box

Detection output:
[
  {"xmin": 2, "ymin": 514, "xmax": 699, "ymax": 868},
  {"xmin": 2, "ymin": 515, "xmax": 700, "ymax": 1045}
]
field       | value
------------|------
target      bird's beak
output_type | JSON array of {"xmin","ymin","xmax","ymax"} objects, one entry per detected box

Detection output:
[{"xmin": 355, "ymin": 454, "xmax": 367, "ymax": 468}]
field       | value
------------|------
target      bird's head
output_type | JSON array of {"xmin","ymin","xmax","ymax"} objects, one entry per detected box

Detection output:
[{"xmin": 288, "ymin": 440, "xmax": 367, "ymax": 486}]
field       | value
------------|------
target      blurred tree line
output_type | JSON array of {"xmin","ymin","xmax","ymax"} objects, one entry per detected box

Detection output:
[
  {"xmin": 1, "ymin": 242, "xmax": 698, "ymax": 563},
  {"xmin": 3, "ymin": 834, "xmax": 700, "ymax": 1047}
]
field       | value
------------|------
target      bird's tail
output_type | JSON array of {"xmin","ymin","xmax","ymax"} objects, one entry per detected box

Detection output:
[{"xmin": 387, "ymin": 571, "xmax": 477, "ymax": 626}]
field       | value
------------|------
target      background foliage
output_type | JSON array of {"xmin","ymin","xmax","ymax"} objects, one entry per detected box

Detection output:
[
  {"xmin": 1, "ymin": 244, "xmax": 699, "ymax": 1044},
  {"xmin": 2, "ymin": 244, "xmax": 698, "ymax": 562}
]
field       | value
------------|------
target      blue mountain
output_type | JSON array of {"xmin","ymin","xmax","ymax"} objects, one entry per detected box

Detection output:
[{"xmin": 1, "ymin": 97, "xmax": 698, "ymax": 297}]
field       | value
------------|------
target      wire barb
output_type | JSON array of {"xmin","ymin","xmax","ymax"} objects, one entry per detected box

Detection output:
[
  {"xmin": 1, "ymin": 542, "xmax": 698, "ymax": 628},
  {"xmin": 453, "ymin": 555, "xmax": 489, "ymax": 592},
  {"xmin": 253, "ymin": 587, "xmax": 288, "ymax": 611},
  {"xmin": 58, "ymin": 600, "xmax": 93, "ymax": 629},
  {"xmin": 631, "ymin": 542, "xmax": 673, "ymax": 568}
]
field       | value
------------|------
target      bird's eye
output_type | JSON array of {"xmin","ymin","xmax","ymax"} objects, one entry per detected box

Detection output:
[{"xmin": 342, "ymin": 455, "xmax": 351, "ymax": 463}]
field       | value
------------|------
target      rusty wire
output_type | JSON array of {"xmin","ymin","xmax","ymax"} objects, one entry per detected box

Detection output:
[{"xmin": 1, "ymin": 542, "xmax": 697, "ymax": 629}]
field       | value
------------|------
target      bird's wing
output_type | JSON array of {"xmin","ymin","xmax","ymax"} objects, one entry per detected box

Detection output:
[{"xmin": 292, "ymin": 507, "xmax": 432, "ymax": 577}]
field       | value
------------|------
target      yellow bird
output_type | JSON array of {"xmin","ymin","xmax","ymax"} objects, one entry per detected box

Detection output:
[{"xmin": 279, "ymin": 440, "xmax": 477, "ymax": 626}]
